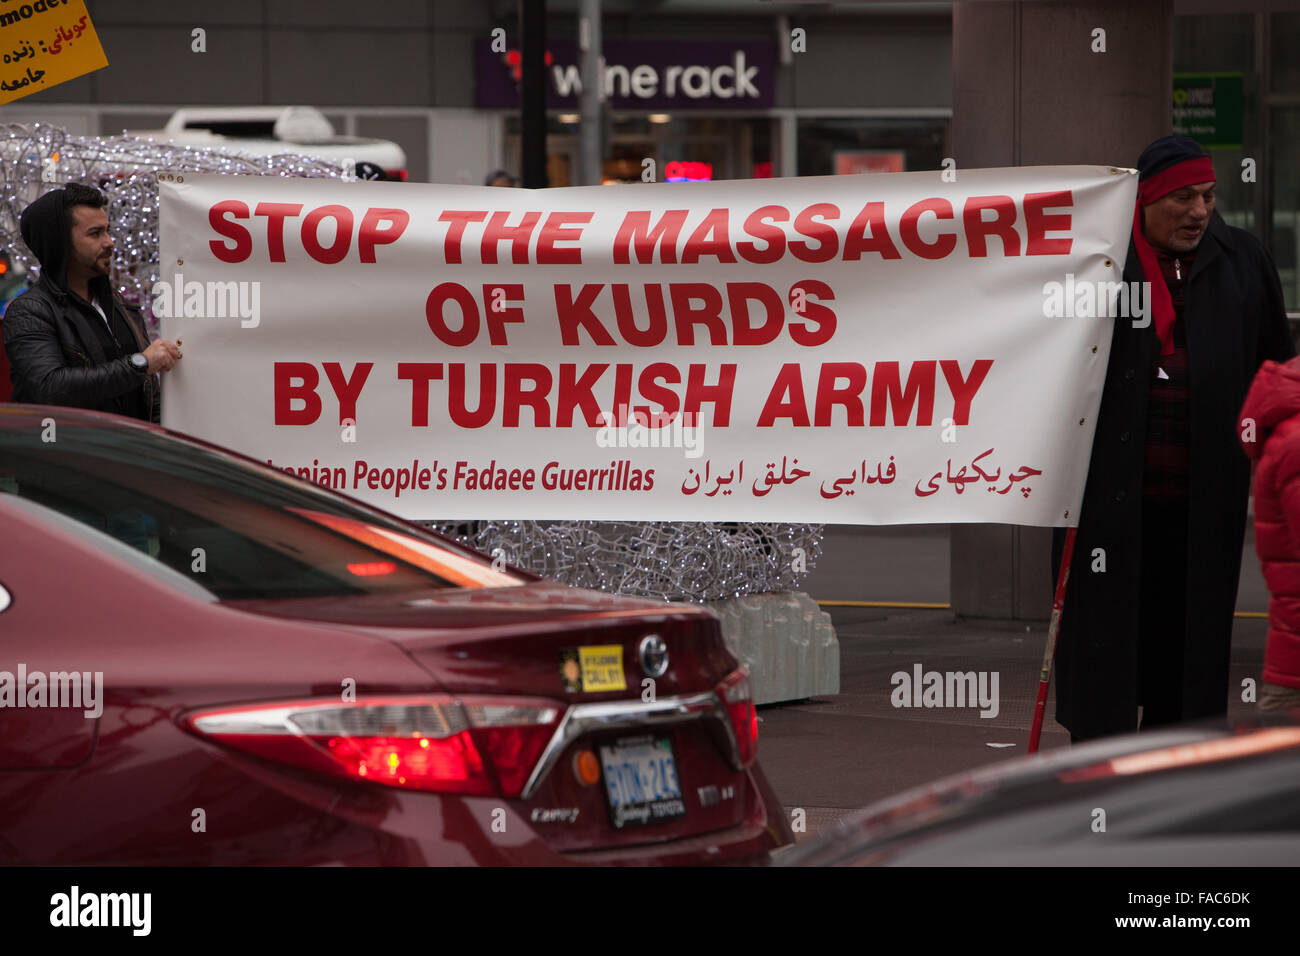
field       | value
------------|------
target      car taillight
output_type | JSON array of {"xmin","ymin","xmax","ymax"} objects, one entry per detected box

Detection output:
[
  {"xmin": 181, "ymin": 695, "xmax": 562, "ymax": 798},
  {"xmin": 346, "ymin": 561, "xmax": 396, "ymax": 576},
  {"xmin": 463, "ymin": 701, "xmax": 561, "ymax": 796},
  {"xmin": 717, "ymin": 668, "xmax": 757, "ymax": 767}
]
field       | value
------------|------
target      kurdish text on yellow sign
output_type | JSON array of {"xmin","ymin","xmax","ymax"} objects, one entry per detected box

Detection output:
[{"xmin": 0, "ymin": 0, "xmax": 107, "ymax": 105}]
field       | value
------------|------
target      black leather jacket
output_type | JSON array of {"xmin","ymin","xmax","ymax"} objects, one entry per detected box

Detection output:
[
  {"xmin": 1, "ymin": 188, "xmax": 158, "ymax": 422},
  {"xmin": 2, "ymin": 275, "xmax": 159, "ymax": 422}
]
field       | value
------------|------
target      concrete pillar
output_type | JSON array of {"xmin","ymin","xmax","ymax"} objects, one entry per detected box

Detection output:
[
  {"xmin": 949, "ymin": 0, "xmax": 1173, "ymax": 619},
  {"xmin": 577, "ymin": 0, "xmax": 603, "ymax": 187}
]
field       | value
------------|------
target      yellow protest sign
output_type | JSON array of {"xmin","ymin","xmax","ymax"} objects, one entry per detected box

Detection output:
[{"xmin": 0, "ymin": 0, "xmax": 107, "ymax": 105}]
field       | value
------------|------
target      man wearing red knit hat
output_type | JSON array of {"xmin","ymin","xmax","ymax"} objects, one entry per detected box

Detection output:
[{"xmin": 1053, "ymin": 135, "xmax": 1294, "ymax": 742}]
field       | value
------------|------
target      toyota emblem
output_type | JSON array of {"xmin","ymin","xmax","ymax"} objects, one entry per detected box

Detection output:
[{"xmin": 639, "ymin": 634, "xmax": 668, "ymax": 678}]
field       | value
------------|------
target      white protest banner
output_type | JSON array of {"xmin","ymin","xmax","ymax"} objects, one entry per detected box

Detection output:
[{"xmin": 158, "ymin": 165, "xmax": 1138, "ymax": 524}]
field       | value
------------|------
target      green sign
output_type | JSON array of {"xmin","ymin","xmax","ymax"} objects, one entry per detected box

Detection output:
[{"xmin": 1173, "ymin": 73, "xmax": 1243, "ymax": 150}]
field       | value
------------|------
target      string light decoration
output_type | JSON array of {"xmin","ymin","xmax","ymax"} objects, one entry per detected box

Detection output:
[
  {"xmin": 0, "ymin": 122, "xmax": 825, "ymax": 602},
  {"xmin": 0, "ymin": 122, "xmax": 348, "ymax": 335},
  {"xmin": 428, "ymin": 520, "xmax": 824, "ymax": 602}
]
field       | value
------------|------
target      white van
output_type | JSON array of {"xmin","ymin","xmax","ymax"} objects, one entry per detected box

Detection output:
[{"xmin": 129, "ymin": 106, "xmax": 408, "ymax": 181}]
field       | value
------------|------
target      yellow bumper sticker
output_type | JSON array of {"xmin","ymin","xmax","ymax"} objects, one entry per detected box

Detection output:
[{"xmin": 579, "ymin": 645, "xmax": 625, "ymax": 692}]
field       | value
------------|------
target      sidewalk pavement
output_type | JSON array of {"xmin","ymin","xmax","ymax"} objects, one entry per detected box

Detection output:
[
  {"xmin": 798, "ymin": 522, "xmax": 1272, "ymax": 612},
  {"xmin": 757, "ymin": 605, "xmax": 1270, "ymax": 845}
]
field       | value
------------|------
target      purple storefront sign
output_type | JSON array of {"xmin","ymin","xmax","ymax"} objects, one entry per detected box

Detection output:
[{"xmin": 477, "ymin": 40, "xmax": 776, "ymax": 110}]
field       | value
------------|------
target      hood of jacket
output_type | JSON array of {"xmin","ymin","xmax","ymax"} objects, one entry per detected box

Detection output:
[
  {"xmin": 19, "ymin": 188, "xmax": 73, "ymax": 292},
  {"xmin": 1240, "ymin": 356, "xmax": 1300, "ymax": 461}
]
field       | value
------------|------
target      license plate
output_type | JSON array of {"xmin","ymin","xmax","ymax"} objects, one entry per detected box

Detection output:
[{"xmin": 599, "ymin": 737, "xmax": 686, "ymax": 829}]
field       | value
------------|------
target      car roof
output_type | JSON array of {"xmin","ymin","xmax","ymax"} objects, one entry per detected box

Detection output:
[
  {"xmin": 0, "ymin": 403, "xmax": 161, "ymax": 431},
  {"xmin": 0, "ymin": 403, "xmax": 533, "ymax": 578}
]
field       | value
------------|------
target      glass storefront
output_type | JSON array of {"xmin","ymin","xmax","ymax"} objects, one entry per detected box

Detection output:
[
  {"xmin": 796, "ymin": 117, "xmax": 949, "ymax": 178},
  {"xmin": 506, "ymin": 114, "xmax": 952, "ymax": 186},
  {"xmin": 505, "ymin": 114, "xmax": 774, "ymax": 186},
  {"xmin": 1174, "ymin": 11, "xmax": 1300, "ymax": 310},
  {"xmin": 1273, "ymin": 108, "xmax": 1299, "ymax": 314},
  {"xmin": 1270, "ymin": 13, "xmax": 1300, "ymax": 312}
]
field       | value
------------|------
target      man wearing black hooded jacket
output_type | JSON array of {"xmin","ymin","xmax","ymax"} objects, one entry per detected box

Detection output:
[{"xmin": 2, "ymin": 183, "xmax": 181, "ymax": 422}]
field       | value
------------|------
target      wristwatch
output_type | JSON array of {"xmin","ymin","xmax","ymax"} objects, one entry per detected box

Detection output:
[{"xmin": 129, "ymin": 352, "xmax": 149, "ymax": 374}]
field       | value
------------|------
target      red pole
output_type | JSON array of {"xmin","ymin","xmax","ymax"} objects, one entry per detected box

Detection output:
[{"xmin": 1028, "ymin": 526, "xmax": 1077, "ymax": 753}]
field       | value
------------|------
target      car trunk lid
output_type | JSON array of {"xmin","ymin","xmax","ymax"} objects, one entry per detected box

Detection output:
[{"xmin": 226, "ymin": 582, "xmax": 760, "ymax": 849}]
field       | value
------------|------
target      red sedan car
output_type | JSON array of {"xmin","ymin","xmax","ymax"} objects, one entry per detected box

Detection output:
[{"xmin": 0, "ymin": 405, "xmax": 792, "ymax": 865}]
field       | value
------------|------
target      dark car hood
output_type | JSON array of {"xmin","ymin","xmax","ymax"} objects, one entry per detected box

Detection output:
[{"xmin": 778, "ymin": 721, "xmax": 1300, "ymax": 866}]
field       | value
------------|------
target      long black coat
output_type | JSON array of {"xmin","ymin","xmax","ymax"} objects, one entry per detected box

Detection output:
[{"xmin": 1053, "ymin": 210, "xmax": 1294, "ymax": 740}]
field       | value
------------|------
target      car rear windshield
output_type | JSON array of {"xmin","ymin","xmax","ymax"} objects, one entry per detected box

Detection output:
[{"xmin": 0, "ymin": 420, "xmax": 526, "ymax": 600}]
